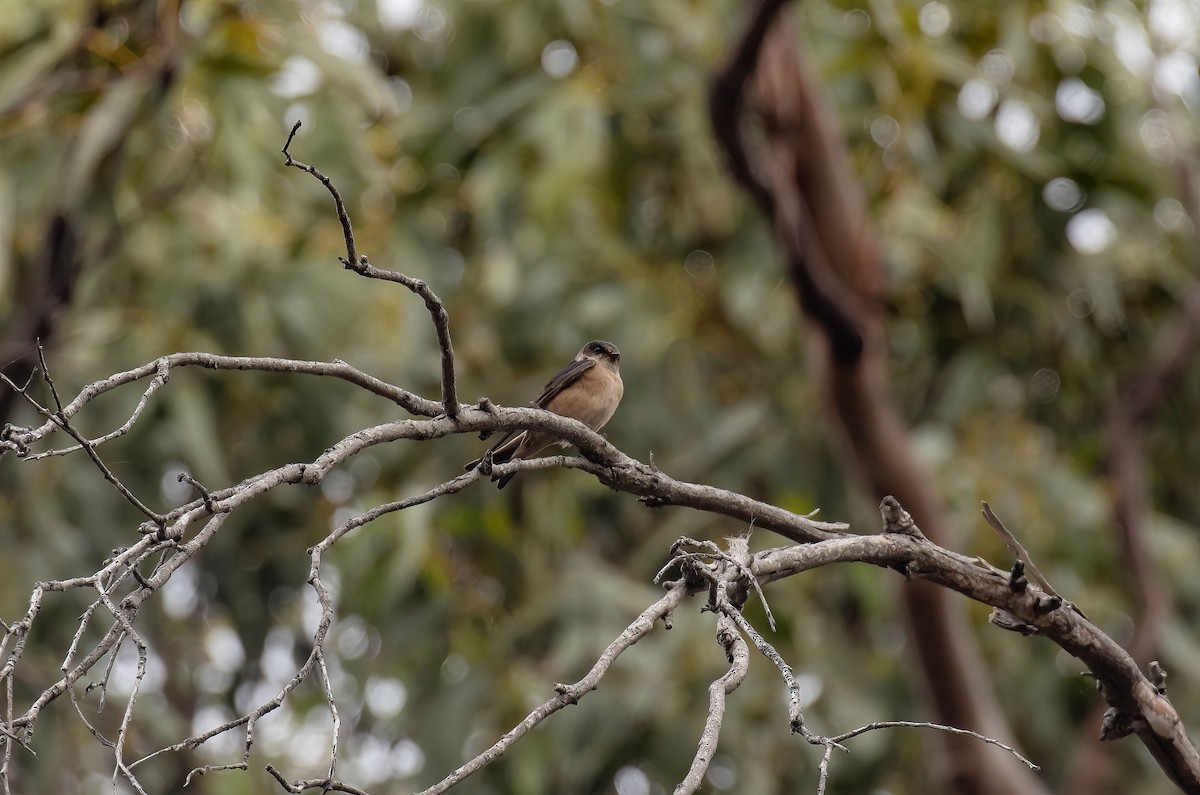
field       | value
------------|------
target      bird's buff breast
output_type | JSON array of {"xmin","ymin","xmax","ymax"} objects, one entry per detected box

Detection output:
[{"xmin": 550, "ymin": 365, "xmax": 623, "ymax": 430}]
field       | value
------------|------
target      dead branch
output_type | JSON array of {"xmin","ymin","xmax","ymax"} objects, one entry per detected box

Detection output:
[
  {"xmin": 817, "ymin": 721, "xmax": 1038, "ymax": 795},
  {"xmin": 5, "ymin": 358, "xmax": 1200, "ymax": 795},
  {"xmin": 413, "ymin": 582, "xmax": 691, "ymax": 795},
  {"xmin": 2, "ymin": 115, "xmax": 1197, "ymax": 795},
  {"xmin": 3, "ymin": 375, "xmax": 847, "ymax": 545},
  {"xmin": 282, "ymin": 121, "xmax": 459, "ymax": 419},
  {"xmin": 750, "ymin": 504, "xmax": 1200, "ymax": 792},
  {"xmin": 673, "ymin": 614, "xmax": 748, "ymax": 795}
]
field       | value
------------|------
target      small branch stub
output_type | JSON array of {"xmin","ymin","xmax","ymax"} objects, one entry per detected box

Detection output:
[
  {"xmin": 879, "ymin": 495, "xmax": 926, "ymax": 540},
  {"xmin": 1149, "ymin": 661, "xmax": 1168, "ymax": 695}
]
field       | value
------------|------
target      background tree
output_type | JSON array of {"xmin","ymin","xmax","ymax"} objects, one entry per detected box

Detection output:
[{"xmin": 1, "ymin": 0, "xmax": 1199, "ymax": 794}]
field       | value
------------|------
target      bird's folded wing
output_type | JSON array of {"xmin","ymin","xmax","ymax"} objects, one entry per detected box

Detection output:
[{"xmin": 531, "ymin": 358, "xmax": 595, "ymax": 408}]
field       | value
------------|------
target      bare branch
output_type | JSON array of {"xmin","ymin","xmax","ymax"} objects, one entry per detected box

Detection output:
[
  {"xmin": 1, "ymin": 353, "xmax": 442, "ymax": 457},
  {"xmin": 817, "ymin": 721, "xmax": 1039, "ymax": 795},
  {"xmin": 265, "ymin": 764, "xmax": 374, "ymax": 795},
  {"xmin": 828, "ymin": 721, "xmax": 1039, "ymax": 768},
  {"xmin": 749, "ymin": 526, "xmax": 1200, "ymax": 790},
  {"xmin": 281, "ymin": 120, "xmax": 361, "ymax": 271},
  {"xmin": 313, "ymin": 647, "xmax": 340, "ymax": 784},
  {"xmin": 414, "ymin": 582, "xmax": 691, "ymax": 795},
  {"xmin": 673, "ymin": 614, "xmax": 748, "ymax": 795},
  {"xmin": 657, "ymin": 536, "xmax": 777, "ymax": 630},
  {"xmin": 719, "ymin": 602, "xmax": 816, "ymax": 740},
  {"xmin": 0, "ymin": 369, "xmax": 164, "ymax": 526},
  {"xmin": 1, "ymin": 665, "xmax": 13, "ymax": 795},
  {"xmin": 313, "ymin": 469, "xmax": 480, "ymax": 553},
  {"xmin": 25, "ymin": 358, "xmax": 170, "ymax": 460},
  {"xmin": 34, "ymin": 342, "xmax": 62, "ymax": 412},
  {"xmin": 110, "ymin": 631, "xmax": 150, "ymax": 795},
  {"xmin": 281, "ymin": 122, "xmax": 460, "ymax": 418}
]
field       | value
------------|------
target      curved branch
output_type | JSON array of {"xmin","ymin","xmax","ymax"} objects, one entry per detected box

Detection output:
[
  {"xmin": 265, "ymin": 765, "xmax": 372, "ymax": 795},
  {"xmin": 2, "ymin": 367, "xmax": 164, "ymax": 526},
  {"xmin": 281, "ymin": 122, "xmax": 460, "ymax": 418},
  {"xmin": 818, "ymin": 721, "xmax": 1038, "ymax": 795}
]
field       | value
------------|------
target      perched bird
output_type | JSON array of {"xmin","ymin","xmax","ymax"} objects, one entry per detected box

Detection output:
[{"xmin": 466, "ymin": 340, "xmax": 623, "ymax": 489}]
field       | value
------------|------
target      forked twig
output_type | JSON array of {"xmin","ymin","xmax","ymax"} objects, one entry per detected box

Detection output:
[{"xmin": 0, "ymin": 367, "xmax": 164, "ymax": 528}]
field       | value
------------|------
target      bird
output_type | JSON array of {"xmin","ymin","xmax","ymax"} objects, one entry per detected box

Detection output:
[{"xmin": 466, "ymin": 340, "xmax": 623, "ymax": 489}]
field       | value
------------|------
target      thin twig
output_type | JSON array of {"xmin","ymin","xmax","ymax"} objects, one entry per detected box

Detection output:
[
  {"xmin": 660, "ymin": 537, "xmax": 777, "ymax": 630},
  {"xmin": 281, "ymin": 121, "xmax": 460, "ymax": 418},
  {"xmin": 265, "ymin": 764, "xmax": 373, "ymax": 795},
  {"xmin": 34, "ymin": 343, "xmax": 62, "ymax": 413},
  {"xmin": 139, "ymin": 471, "xmax": 477, "ymax": 781},
  {"xmin": 0, "ymin": 370, "xmax": 164, "ymax": 526},
  {"xmin": 26, "ymin": 358, "xmax": 170, "ymax": 460},
  {"xmin": 816, "ymin": 720, "xmax": 1038, "ymax": 795},
  {"xmin": 1, "ymin": 667, "xmax": 12, "ymax": 795},
  {"xmin": 673, "ymin": 614, "xmax": 748, "ymax": 795},
  {"xmin": 828, "ymin": 720, "xmax": 1038, "ymax": 766},
  {"xmin": 314, "ymin": 647, "xmax": 340, "ymax": 784},
  {"xmin": 110, "ymin": 631, "xmax": 150, "ymax": 795},
  {"xmin": 980, "ymin": 502, "xmax": 1061, "ymax": 601},
  {"xmin": 414, "ymin": 583, "xmax": 691, "ymax": 795},
  {"xmin": 281, "ymin": 121, "xmax": 360, "ymax": 271},
  {"xmin": 719, "ymin": 598, "xmax": 819, "ymax": 742}
]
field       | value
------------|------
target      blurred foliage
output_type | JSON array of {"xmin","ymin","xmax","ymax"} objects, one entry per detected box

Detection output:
[{"xmin": 1, "ymin": 0, "xmax": 1199, "ymax": 793}]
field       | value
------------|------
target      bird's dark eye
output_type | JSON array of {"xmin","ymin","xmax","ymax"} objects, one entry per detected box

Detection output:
[{"xmin": 592, "ymin": 344, "xmax": 603, "ymax": 353}]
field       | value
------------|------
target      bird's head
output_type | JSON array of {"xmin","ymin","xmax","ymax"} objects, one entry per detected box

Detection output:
[{"xmin": 579, "ymin": 340, "xmax": 621, "ymax": 370}]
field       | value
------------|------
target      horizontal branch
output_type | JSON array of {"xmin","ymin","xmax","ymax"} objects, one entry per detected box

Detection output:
[
  {"xmin": 1, "ymin": 352, "xmax": 442, "ymax": 457},
  {"xmin": 3, "ymin": 360, "xmax": 847, "ymax": 545}
]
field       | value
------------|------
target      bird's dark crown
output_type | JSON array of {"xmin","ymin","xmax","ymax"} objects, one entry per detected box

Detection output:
[{"xmin": 583, "ymin": 340, "xmax": 620, "ymax": 360}]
